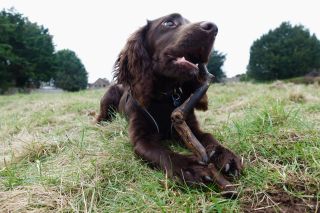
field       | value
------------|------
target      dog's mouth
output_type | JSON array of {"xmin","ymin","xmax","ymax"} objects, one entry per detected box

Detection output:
[
  {"xmin": 172, "ymin": 56, "xmax": 199, "ymax": 70},
  {"xmin": 168, "ymin": 52, "xmax": 208, "ymax": 71}
]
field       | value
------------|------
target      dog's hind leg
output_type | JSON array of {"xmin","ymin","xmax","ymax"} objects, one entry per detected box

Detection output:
[{"xmin": 96, "ymin": 84, "xmax": 124, "ymax": 123}]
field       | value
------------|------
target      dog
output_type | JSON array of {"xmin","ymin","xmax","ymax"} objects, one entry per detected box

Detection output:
[{"xmin": 97, "ymin": 13, "xmax": 243, "ymax": 187}]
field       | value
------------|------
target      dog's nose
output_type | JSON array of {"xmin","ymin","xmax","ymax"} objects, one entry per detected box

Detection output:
[{"xmin": 200, "ymin": 22, "xmax": 218, "ymax": 35}]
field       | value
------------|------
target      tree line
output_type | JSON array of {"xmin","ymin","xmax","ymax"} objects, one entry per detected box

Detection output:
[{"xmin": 0, "ymin": 9, "xmax": 88, "ymax": 93}]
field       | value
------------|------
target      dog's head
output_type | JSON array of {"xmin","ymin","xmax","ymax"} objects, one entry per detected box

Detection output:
[{"xmin": 114, "ymin": 13, "xmax": 217, "ymax": 105}]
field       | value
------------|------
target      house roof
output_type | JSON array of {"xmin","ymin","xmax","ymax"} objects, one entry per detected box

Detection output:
[{"xmin": 92, "ymin": 78, "xmax": 110, "ymax": 85}]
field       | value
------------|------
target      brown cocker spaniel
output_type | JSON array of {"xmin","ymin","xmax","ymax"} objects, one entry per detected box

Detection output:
[{"xmin": 97, "ymin": 13, "xmax": 243, "ymax": 191}]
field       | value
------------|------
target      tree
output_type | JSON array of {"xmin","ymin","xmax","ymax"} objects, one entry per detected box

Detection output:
[
  {"xmin": 206, "ymin": 50, "xmax": 226, "ymax": 82},
  {"xmin": 0, "ymin": 8, "xmax": 55, "ymax": 89},
  {"xmin": 54, "ymin": 50, "xmax": 88, "ymax": 91},
  {"xmin": 247, "ymin": 22, "xmax": 320, "ymax": 81}
]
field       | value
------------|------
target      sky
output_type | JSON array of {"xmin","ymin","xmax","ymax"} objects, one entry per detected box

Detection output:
[{"xmin": 1, "ymin": 0, "xmax": 320, "ymax": 83}]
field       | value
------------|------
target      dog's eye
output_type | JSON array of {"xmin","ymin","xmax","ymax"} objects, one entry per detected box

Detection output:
[{"xmin": 162, "ymin": 20, "xmax": 175, "ymax": 27}]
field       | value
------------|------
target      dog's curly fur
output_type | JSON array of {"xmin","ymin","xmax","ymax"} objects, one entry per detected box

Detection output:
[{"xmin": 97, "ymin": 13, "xmax": 242, "ymax": 184}]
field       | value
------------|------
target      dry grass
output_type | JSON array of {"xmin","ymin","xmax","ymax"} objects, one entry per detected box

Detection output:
[
  {"xmin": 0, "ymin": 185, "xmax": 68, "ymax": 212},
  {"xmin": 289, "ymin": 92, "xmax": 306, "ymax": 103}
]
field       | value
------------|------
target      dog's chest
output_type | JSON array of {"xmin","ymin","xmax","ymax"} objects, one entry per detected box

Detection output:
[{"xmin": 147, "ymin": 102, "xmax": 176, "ymax": 138}]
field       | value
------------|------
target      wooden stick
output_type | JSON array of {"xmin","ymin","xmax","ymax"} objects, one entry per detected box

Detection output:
[{"xmin": 171, "ymin": 64, "xmax": 213, "ymax": 163}]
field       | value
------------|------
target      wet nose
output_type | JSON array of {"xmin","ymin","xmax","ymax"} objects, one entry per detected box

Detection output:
[{"xmin": 200, "ymin": 22, "xmax": 218, "ymax": 35}]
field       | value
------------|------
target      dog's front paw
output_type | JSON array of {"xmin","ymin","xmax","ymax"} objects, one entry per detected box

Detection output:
[
  {"xmin": 208, "ymin": 145, "xmax": 243, "ymax": 178},
  {"xmin": 173, "ymin": 156, "xmax": 212, "ymax": 185}
]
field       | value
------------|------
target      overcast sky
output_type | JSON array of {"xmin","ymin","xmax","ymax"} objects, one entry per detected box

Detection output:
[{"xmin": 1, "ymin": 0, "xmax": 319, "ymax": 82}]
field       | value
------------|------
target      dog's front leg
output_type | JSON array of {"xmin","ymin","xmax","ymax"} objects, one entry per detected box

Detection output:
[
  {"xmin": 186, "ymin": 113, "xmax": 243, "ymax": 178},
  {"xmin": 129, "ymin": 114, "xmax": 213, "ymax": 185}
]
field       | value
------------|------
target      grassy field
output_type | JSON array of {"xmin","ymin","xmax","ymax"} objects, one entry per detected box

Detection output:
[{"xmin": 0, "ymin": 82, "xmax": 319, "ymax": 212}]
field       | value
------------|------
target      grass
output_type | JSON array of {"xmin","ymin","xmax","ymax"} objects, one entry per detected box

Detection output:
[{"xmin": 0, "ymin": 82, "xmax": 319, "ymax": 212}]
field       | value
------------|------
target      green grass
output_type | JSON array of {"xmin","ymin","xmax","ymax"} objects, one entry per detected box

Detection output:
[{"xmin": 0, "ymin": 82, "xmax": 319, "ymax": 212}]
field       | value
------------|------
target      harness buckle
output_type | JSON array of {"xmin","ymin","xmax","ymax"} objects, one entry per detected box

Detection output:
[{"xmin": 172, "ymin": 87, "xmax": 182, "ymax": 107}]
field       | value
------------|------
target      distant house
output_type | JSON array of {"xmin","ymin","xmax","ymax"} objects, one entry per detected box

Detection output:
[
  {"xmin": 223, "ymin": 75, "xmax": 241, "ymax": 83},
  {"xmin": 88, "ymin": 78, "xmax": 110, "ymax": 89}
]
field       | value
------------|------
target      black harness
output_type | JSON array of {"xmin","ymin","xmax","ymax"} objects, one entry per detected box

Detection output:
[{"xmin": 126, "ymin": 87, "xmax": 183, "ymax": 135}]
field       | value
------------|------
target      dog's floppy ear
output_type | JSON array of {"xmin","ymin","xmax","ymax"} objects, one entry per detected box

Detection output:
[{"xmin": 113, "ymin": 23, "xmax": 153, "ymax": 106}]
